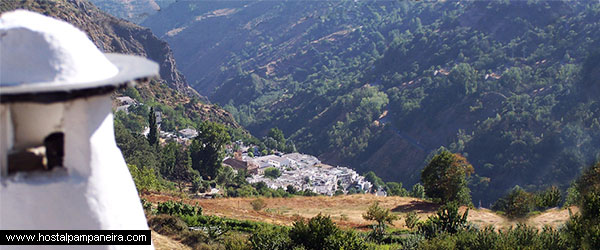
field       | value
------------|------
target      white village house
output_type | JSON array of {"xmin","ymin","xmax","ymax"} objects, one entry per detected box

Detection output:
[
  {"xmin": 0, "ymin": 11, "xmax": 157, "ymax": 249},
  {"xmin": 178, "ymin": 127, "xmax": 198, "ymax": 139}
]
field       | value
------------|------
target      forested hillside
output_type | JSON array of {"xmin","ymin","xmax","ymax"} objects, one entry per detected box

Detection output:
[{"xmin": 146, "ymin": 0, "xmax": 598, "ymax": 204}]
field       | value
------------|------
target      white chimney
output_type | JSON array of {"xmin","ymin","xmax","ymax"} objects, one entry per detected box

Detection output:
[{"xmin": 0, "ymin": 10, "xmax": 158, "ymax": 249}]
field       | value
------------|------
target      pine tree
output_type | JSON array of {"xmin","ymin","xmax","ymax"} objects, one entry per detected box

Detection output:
[{"xmin": 148, "ymin": 107, "xmax": 158, "ymax": 147}]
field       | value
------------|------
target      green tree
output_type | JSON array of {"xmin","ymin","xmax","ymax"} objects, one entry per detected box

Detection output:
[
  {"xmin": 122, "ymin": 87, "xmax": 141, "ymax": 101},
  {"xmin": 264, "ymin": 167, "xmax": 281, "ymax": 179},
  {"xmin": 160, "ymin": 142, "xmax": 196, "ymax": 191},
  {"xmin": 535, "ymin": 186, "xmax": 561, "ymax": 209},
  {"xmin": 421, "ymin": 150, "xmax": 474, "ymax": 205},
  {"xmin": 289, "ymin": 214, "xmax": 339, "ymax": 250},
  {"xmin": 449, "ymin": 63, "xmax": 477, "ymax": 95},
  {"xmin": 127, "ymin": 164, "xmax": 161, "ymax": 192},
  {"xmin": 216, "ymin": 165, "xmax": 237, "ymax": 187},
  {"xmin": 411, "ymin": 183, "xmax": 426, "ymax": 199},
  {"xmin": 563, "ymin": 162, "xmax": 600, "ymax": 248},
  {"xmin": 364, "ymin": 171, "xmax": 385, "ymax": 191},
  {"xmin": 268, "ymin": 127, "xmax": 286, "ymax": 144},
  {"xmin": 114, "ymin": 121, "xmax": 158, "ymax": 169},
  {"xmin": 386, "ymin": 182, "xmax": 409, "ymax": 196},
  {"xmin": 362, "ymin": 201, "xmax": 398, "ymax": 239},
  {"xmin": 492, "ymin": 185, "xmax": 535, "ymax": 218},
  {"xmin": 190, "ymin": 121, "xmax": 230, "ymax": 179},
  {"xmin": 286, "ymin": 185, "xmax": 297, "ymax": 195},
  {"xmin": 147, "ymin": 106, "xmax": 158, "ymax": 147}
]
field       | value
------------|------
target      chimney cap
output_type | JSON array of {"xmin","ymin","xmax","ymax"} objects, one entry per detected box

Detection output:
[{"xmin": 0, "ymin": 10, "xmax": 158, "ymax": 103}]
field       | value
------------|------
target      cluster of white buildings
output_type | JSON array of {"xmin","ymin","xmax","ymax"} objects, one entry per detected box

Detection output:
[
  {"xmin": 244, "ymin": 153, "xmax": 372, "ymax": 196},
  {"xmin": 118, "ymin": 98, "xmax": 200, "ymax": 144},
  {"xmin": 151, "ymin": 127, "xmax": 198, "ymax": 145}
]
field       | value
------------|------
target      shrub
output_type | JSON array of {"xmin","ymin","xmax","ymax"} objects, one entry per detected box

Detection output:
[
  {"xmin": 411, "ymin": 183, "xmax": 426, "ymax": 199},
  {"xmin": 157, "ymin": 200, "xmax": 202, "ymax": 217},
  {"xmin": 324, "ymin": 230, "xmax": 366, "ymax": 250},
  {"xmin": 223, "ymin": 233, "xmax": 251, "ymax": 250},
  {"xmin": 418, "ymin": 202, "xmax": 469, "ymax": 239},
  {"xmin": 535, "ymin": 186, "xmax": 561, "ymax": 209},
  {"xmin": 405, "ymin": 211, "xmax": 420, "ymax": 230},
  {"xmin": 181, "ymin": 230, "xmax": 211, "ymax": 249},
  {"xmin": 492, "ymin": 186, "xmax": 535, "ymax": 218},
  {"xmin": 289, "ymin": 214, "xmax": 339, "ymax": 250},
  {"xmin": 264, "ymin": 167, "xmax": 281, "ymax": 179},
  {"xmin": 140, "ymin": 198, "xmax": 152, "ymax": 212},
  {"xmin": 249, "ymin": 214, "xmax": 366, "ymax": 250},
  {"xmin": 386, "ymin": 182, "xmax": 410, "ymax": 196},
  {"xmin": 251, "ymin": 198, "xmax": 267, "ymax": 211},
  {"xmin": 127, "ymin": 164, "xmax": 162, "ymax": 192},
  {"xmin": 340, "ymin": 214, "xmax": 349, "ymax": 221},
  {"xmin": 147, "ymin": 214, "xmax": 188, "ymax": 236},
  {"xmin": 249, "ymin": 226, "xmax": 291, "ymax": 250},
  {"xmin": 363, "ymin": 202, "xmax": 398, "ymax": 241}
]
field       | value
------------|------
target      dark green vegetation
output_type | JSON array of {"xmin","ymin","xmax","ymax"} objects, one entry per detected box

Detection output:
[
  {"xmin": 263, "ymin": 167, "xmax": 281, "ymax": 179},
  {"xmin": 145, "ymin": 0, "xmax": 600, "ymax": 204},
  {"xmin": 148, "ymin": 162, "xmax": 600, "ymax": 249},
  {"xmin": 422, "ymin": 150, "xmax": 474, "ymax": 205},
  {"xmin": 145, "ymin": 159, "xmax": 600, "ymax": 249},
  {"xmin": 492, "ymin": 185, "xmax": 562, "ymax": 219},
  {"xmin": 362, "ymin": 202, "xmax": 399, "ymax": 241},
  {"xmin": 190, "ymin": 122, "xmax": 231, "ymax": 179},
  {"xmin": 417, "ymin": 162, "xmax": 600, "ymax": 249},
  {"xmin": 149, "ymin": 203, "xmax": 368, "ymax": 250},
  {"xmin": 116, "ymin": 99, "xmax": 323, "ymax": 198}
]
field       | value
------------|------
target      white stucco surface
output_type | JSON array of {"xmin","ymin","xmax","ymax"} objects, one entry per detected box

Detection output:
[
  {"xmin": 0, "ymin": 10, "xmax": 118, "ymax": 86},
  {"xmin": 0, "ymin": 105, "xmax": 13, "ymax": 177},
  {"xmin": 0, "ymin": 9, "xmax": 157, "ymax": 249},
  {"xmin": 0, "ymin": 95, "xmax": 152, "ymax": 250}
]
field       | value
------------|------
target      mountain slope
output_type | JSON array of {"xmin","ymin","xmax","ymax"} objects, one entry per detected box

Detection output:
[
  {"xmin": 1, "ymin": 0, "xmax": 193, "ymax": 97},
  {"xmin": 144, "ymin": 0, "xmax": 600, "ymax": 204},
  {"xmin": 88, "ymin": 0, "xmax": 174, "ymax": 24},
  {"xmin": 0, "ymin": 0, "xmax": 240, "ymax": 129}
]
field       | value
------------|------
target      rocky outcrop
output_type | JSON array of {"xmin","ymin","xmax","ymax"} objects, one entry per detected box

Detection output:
[{"xmin": 0, "ymin": 0, "xmax": 197, "ymax": 98}]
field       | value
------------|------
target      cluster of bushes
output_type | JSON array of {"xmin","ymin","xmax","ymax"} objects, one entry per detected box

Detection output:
[
  {"xmin": 363, "ymin": 171, "xmax": 426, "ymax": 198},
  {"xmin": 419, "ymin": 225, "xmax": 567, "ymax": 250},
  {"xmin": 415, "ymin": 162, "xmax": 600, "ymax": 249},
  {"xmin": 148, "ymin": 214, "xmax": 252, "ymax": 250},
  {"xmin": 156, "ymin": 200, "xmax": 202, "ymax": 217},
  {"xmin": 249, "ymin": 214, "xmax": 367, "ymax": 250},
  {"xmin": 222, "ymin": 181, "xmax": 319, "ymax": 198},
  {"xmin": 492, "ymin": 185, "xmax": 562, "ymax": 218},
  {"xmin": 127, "ymin": 164, "xmax": 175, "ymax": 193},
  {"xmin": 149, "ymin": 199, "xmax": 272, "ymax": 249}
]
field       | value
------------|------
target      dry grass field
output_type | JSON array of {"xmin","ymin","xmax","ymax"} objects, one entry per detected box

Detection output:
[
  {"xmin": 151, "ymin": 230, "xmax": 191, "ymax": 250},
  {"xmin": 143, "ymin": 193, "xmax": 575, "ymax": 231}
]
